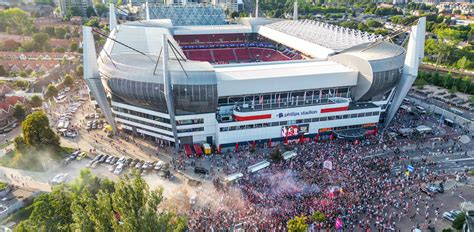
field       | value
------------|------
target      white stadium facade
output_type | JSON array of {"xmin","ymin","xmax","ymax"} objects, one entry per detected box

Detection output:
[{"xmin": 83, "ymin": 4, "xmax": 426, "ymax": 153}]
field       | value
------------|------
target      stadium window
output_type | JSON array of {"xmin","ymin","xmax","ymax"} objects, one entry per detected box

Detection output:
[
  {"xmin": 358, "ymin": 113, "xmax": 365, "ymax": 117},
  {"xmin": 343, "ymin": 114, "xmax": 349, "ymax": 119},
  {"xmin": 229, "ymin": 126, "xmax": 236, "ymax": 131},
  {"xmin": 239, "ymin": 125, "xmax": 246, "ymax": 130},
  {"xmin": 365, "ymin": 112, "xmax": 372, "ymax": 117},
  {"xmin": 373, "ymin": 111, "xmax": 380, "ymax": 115},
  {"xmin": 336, "ymin": 115, "xmax": 343, "ymax": 120},
  {"xmin": 303, "ymin": 118, "xmax": 311, "ymax": 123},
  {"xmin": 271, "ymin": 122, "xmax": 279, "ymax": 127},
  {"xmin": 296, "ymin": 119, "xmax": 303, "ymax": 124},
  {"xmin": 279, "ymin": 121, "xmax": 287, "ymax": 126},
  {"xmin": 328, "ymin": 116, "xmax": 335, "ymax": 120},
  {"xmin": 350, "ymin": 114, "xmax": 358, "ymax": 118},
  {"xmin": 312, "ymin": 117, "xmax": 319, "ymax": 122},
  {"xmin": 320, "ymin": 117, "xmax": 327, "ymax": 121}
]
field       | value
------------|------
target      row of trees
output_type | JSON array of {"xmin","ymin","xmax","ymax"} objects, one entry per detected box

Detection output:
[
  {"xmin": 415, "ymin": 71, "xmax": 474, "ymax": 95},
  {"xmin": 16, "ymin": 169, "xmax": 187, "ymax": 231}
]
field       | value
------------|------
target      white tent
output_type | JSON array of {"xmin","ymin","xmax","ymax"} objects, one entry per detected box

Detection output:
[
  {"xmin": 224, "ymin": 172, "xmax": 243, "ymax": 183},
  {"xmin": 416, "ymin": 125, "xmax": 432, "ymax": 134},
  {"xmin": 282, "ymin": 151, "xmax": 297, "ymax": 160},
  {"xmin": 248, "ymin": 161, "xmax": 270, "ymax": 173}
]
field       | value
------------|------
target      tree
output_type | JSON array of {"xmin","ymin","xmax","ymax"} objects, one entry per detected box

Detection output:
[
  {"xmin": 12, "ymin": 103, "xmax": 26, "ymax": 120},
  {"xmin": 16, "ymin": 171, "xmax": 188, "ymax": 231},
  {"xmin": 54, "ymin": 27, "xmax": 67, "ymax": 39},
  {"xmin": 357, "ymin": 22, "xmax": 369, "ymax": 31},
  {"xmin": 86, "ymin": 6, "xmax": 96, "ymax": 18},
  {"xmin": 287, "ymin": 215, "xmax": 308, "ymax": 232},
  {"xmin": 63, "ymin": 74, "xmax": 74, "ymax": 87},
  {"xmin": 270, "ymin": 146, "xmax": 283, "ymax": 162},
  {"xmin": 449, "ymin": 85, "xmax": 458, "ymax": 94},
  {"xmin": 441, "ymin": 229, "xmax": 453, "ymax": 232},
  {"xmin": 43, "ymin": 26, "xmax": 55, "ymax": 36},
  {"xmin": 69, "ymin": 42, "xmax": 78, "ymax": 52},
  {"xmin": 32, "ymin": 32, "xmax": 50, "ymax": 51},
  {"xmin": 44, "ymin": 84, "xmax": 58, "ymax": 99},
  {"xmin": 311, "ymin": 211, "xmax": 326, "ymax": 223},
  {"xmin": 29, "ymin": 95, "xmax": 43, "ymax": 108},
  {"xmin": 76, "ymin": 65, "xmax": 83, "ymax": 77},
  {"xmin": 366, "ymin": 19, "xmax": 383, "ymax": 28},
  {"xmin": 21, "ymin": 111, "xmax": 60, "ymax": 149},
  {"xmin": 452, "ymin": 212, "xmax": 466, "ymax": 230}
]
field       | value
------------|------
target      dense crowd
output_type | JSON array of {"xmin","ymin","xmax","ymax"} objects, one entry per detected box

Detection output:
[{"xmin": 186, "ymin": 111, "xmax": 467, "ymax": 231}]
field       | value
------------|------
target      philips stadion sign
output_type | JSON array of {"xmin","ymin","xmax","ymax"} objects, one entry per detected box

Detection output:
[{"xmin": 276, "ymin": 110, "xmax": 318, "ymax": 118}]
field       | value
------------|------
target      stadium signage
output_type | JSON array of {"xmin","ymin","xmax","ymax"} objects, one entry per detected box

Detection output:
[{"xmin": 276, "ymin": 110, "xmax": 318, "ymax": 119}]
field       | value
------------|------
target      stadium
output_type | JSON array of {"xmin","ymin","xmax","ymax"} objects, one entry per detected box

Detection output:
[{"xmin": 83, "ymin": 4, "xmax": 426, "ymax": 154}]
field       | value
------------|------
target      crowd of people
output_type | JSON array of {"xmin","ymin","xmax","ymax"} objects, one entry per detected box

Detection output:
[{"xmin": 185, "ymin": 111, "xmax": 468, "ymax": 231}]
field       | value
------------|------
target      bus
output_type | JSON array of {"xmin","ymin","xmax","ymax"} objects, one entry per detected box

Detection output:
[
  {"xmin": 415, "ymin": 106, "xmax": 427, "ymax": 114},
  {"xmin": 444, "ymin": 118, "xmax": 454, "ymax": 127},
  {"xmin": 449, "ymin": 107, "xmax": 463, "ymax": 116}
]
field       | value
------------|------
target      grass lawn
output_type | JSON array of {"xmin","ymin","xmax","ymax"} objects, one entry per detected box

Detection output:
[
  {"xmin": 0, "ymin": 146, "xmax": 74, "ymax": 172},
  {"xmin": 0, "ymin": 182, "xmax": 7, "ymax": 190}
]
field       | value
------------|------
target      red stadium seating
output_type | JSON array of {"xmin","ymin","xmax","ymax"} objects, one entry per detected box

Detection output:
[{"xmin": 185, "ymin": 47, "xmax": 297, "ymax": 63}]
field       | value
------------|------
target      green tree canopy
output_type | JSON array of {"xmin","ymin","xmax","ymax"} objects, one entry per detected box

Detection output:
[
  {"xmin": 452, "ymin": 212, "xmax": 466, "ymax": 230},
  {"xmin": 44, "ymin": 84, "xmax": 58, "ymax": 99},
  {"xmin": 32, "ymin": 32, "xmax": 50, "ymax": 51},
  {"xmin": 311, "ymin": 211, "xmax": 326, "ymax": 223},
  {"xmin": 54, "ymin": 27, "xmax": 67, "ymax": 39},
  {"xmin": 287, "ymin": 215, "xmax": 308, "ymax": 232},
  {"xmin": 21, "ymin": 111, "xmax": 60, "ymax": 149},
  {"xmin": 29, "ymin": 95, "xmax": 43, "ymax": 108},
  {"xmin": 16, "ymin": 170, "xmax": 188, "ymax": 231},
  {"xmin": 63, "ymin": 74, "xmax": 74, "ymax": 87},
  {"xmin": 12, "ymin": 103, "xmax": 26, "ymax": 120}
]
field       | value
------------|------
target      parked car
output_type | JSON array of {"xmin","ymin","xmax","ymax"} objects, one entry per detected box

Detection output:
[
  {"xmin": 105, "ymin": 156, "xmax": 114, "ymax": 164},
  {"xmin": 76, "ymin": 152, "xmax": 87, "ymax": 160},
  {"xmin": 443, "ymin": 210, "xmax": 462, "ymax": 222},
  {"xmin": 142, "ymin": 161, "xmax": 152, "ymax": 170},
  {"xmin": 125, "ymin": 158, "xmax": 133, "ymax": 166},
  {"xmin": 99, "ymin": 155, "xmax": 109, "ymax": 163},
  {"xmin": 154, "ymin": 161, "xmax": 164, "ymax": 170},
  {"xmin": 91, "ymin": 160, "xmax": 99, "ymax": 169},
  {"xmin": 114, "ymin": 164, "xmax": 124, "ymax": 175},
  {"xmin": 69, "ymin": 150, "xmax": 81, "ymax": 159},
  {"xmin": 135, "ymin": 160, "xmax": 144, "ymax": 169},
  {"xmin": 93, "ymin": 154, "xmax": 104, "ymax": 162},
  {"xmin": 130, "ymin": 159, "xmax": 139, "ymax": 167},
  {"xmin": 110, "ymin": 157, "xmax": 119, "ymax": 165},
  {"xmin": 50, "ymin": 174, "xmax": 69, "ymax": 185}
]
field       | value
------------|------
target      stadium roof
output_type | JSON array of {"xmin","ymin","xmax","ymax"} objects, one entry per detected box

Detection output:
[{"xmin": 265, "ymin": 20, "xmax": 384, "ymax": 53}]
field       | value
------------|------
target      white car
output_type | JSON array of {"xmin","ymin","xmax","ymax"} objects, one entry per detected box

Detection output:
[
  {"xmin": 114, "ymin": 164, "xmax": 124, "ymax": 175},
  {"xmin": 154, "ymin": 161, "xmax": 164, "ymax": 170},
  {"xmin": 142, "ymin": 161, "xmax": 152, "ymax": 169},
  {"xmin": 50, "ymin": 174, "xmax": 69, "ymax": 185}
]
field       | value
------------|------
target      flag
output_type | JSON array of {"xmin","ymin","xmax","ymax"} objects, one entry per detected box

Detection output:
[
  {"xmin": 335, "ymin": 218, "xmax": 343, "ymax": 229},
  {"xmin": 277, "ymin": 94, "xmax": 281, "ymax": 103},
  {"xmin": 259, "ymin": 95, "xmax": 263, "ymax": 104}
]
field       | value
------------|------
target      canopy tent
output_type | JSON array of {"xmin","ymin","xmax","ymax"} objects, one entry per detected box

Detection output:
[
  {"xmin": 416, "ymin": 125, "xmax": 432, "ymax": 134},
  {"xmin": 398, "ymin": 128, "xmax": 414, "ymax": 136},
  {"xmin": 224, "ymin": 172, "xmax": 243, "ymax": 183},
  {"xmin": 184, "ymin": 144, "xmax": 193, "ymax": 157},
  {"xmin": 282, "ymin": 151, "xmax": 297, "ymax": 160},
  {"xmin": 193, "ymin": 144, "xmax": 203, "ymax": 156},
  {"xmin": 248, "ymin": 161, "xmax": 270, "ymax": 173}
]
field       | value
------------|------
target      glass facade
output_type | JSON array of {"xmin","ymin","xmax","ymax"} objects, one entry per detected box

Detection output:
[
  {"xmin": 108, "ymin": 78, "xmax": 217, "ymax": 116},
  {"xmin": 361, "ymin": 68, "xmax": 402, "ymax": 101}
]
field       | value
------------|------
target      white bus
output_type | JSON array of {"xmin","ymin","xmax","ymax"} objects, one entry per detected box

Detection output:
[
  {"xmin": 449, "ymin": 107, "xmax": 463, "ymax": 116},
  {"xmin": 415, "ymin": 106, "xmax": 427, "ymax": 114}
]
